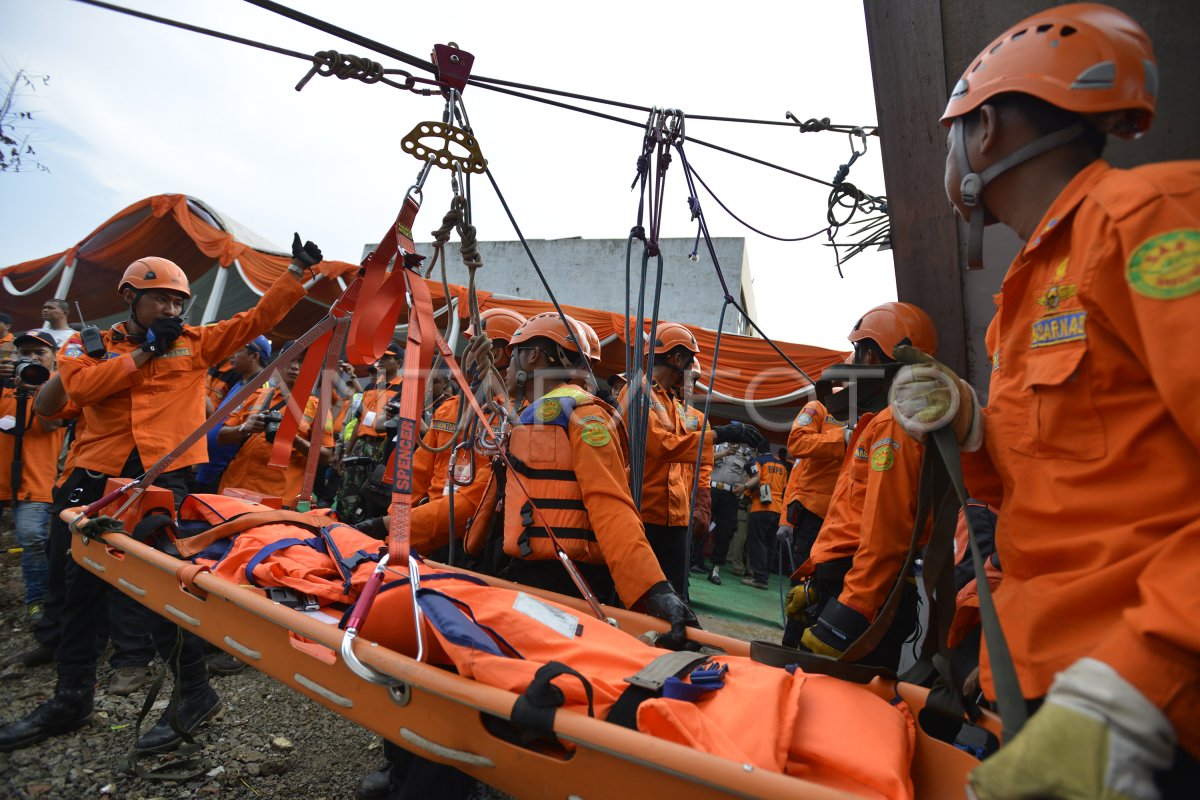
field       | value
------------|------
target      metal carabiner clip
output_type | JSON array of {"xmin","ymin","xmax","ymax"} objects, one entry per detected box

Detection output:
[{"xmin": 448, "ymin": 440, "xmax": 476, "ymax": 487}]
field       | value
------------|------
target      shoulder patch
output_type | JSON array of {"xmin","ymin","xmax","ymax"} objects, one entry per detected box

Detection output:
[
  {"xmin": 870, "ymin": 447, "xmax": 895, "ymax": 472},
  {"xmin": 1127, "ymin": 229, "xmax": 1200, "ymax": 299},
  {"xmin": 579, "ymin": 420, "xmax": 611, "ymax": 447},
  {"xmin": 536, "ymin": 398, "xmax": 562, "ymax": 422},
  {"xmin": 871, "ymin": 437, "xmax": 901, "ymax": 452},
  {"xmin": 431, "ymin": 419, "xmax": 457, "ymax": 433},
  {"xmin": 794, "ymin": 412, "xmax": 813, "ymax": 427},
  {"xmin": 63, "ymin": 342, "xmax": 85, "ymax": 358},
  {"xmin": 853, "ymin": 445, "xmax": 869, "ymax": 460}
]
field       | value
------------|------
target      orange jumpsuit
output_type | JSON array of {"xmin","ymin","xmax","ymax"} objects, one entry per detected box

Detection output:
[
  {"xmin": 0, "ymin": 386, "xmax": 66, "ymax": 503},
  {"xmin": 219, "ymin": 390, "xmax": 332, "ymax": 508},
  {"xmin": 801, "ymin": 409, "xmax": 924, "ymax": 621},
  {"xmin": 783, "ymin": 400, "xmax": 845, "ymax": 519},
  {"xmin": 504, "ymin": 384, "xmax": 666, "ymax": 607},
  {"xmin": 354, "ymin": 377, "xmax": 403, "ymax": 442},
  {"xmin": 963, "ymin": 159, "xmax": 1200, "ymax": 754},
  {"xmin": 58, "ymin": 272, "xmax": 306, "ymax": 474},
  {"xmin": 680, "ymin": 403, "xmax": 713, "ymax": 532},
  {"xmin": 617, "ymin": 381, "xmax": 716, "ymax": 527}
]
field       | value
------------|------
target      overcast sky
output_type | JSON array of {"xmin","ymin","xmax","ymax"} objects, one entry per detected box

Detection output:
[{"xmin": 1, "ymin": 0, "xmax": 900, "ymax": 349}]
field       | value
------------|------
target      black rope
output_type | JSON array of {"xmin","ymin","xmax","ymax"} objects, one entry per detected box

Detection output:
[
  {"xmin": 467, "ymin": 74, "xmax": 877, "ymax": 134},
  {"xmin": 688, "ymin": 163, "xmax": 831, "ymax": 243},
  {"xmin": 73, "ymin": 0, "xmax": 313, "ymax": 61}
]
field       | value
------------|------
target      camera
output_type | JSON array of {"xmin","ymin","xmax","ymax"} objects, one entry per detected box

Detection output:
[
  {"xmin": 13, "ymin": 358, "xmax": 50, "ymax": 387},
  {"xmin": 262, "ymin": 410, "xmax": 284, "ymax": 444}
]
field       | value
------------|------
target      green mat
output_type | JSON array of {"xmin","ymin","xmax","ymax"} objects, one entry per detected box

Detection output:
[{"xmin": 687, "ymin": 568, "xmax": 788, "ymax": 638}]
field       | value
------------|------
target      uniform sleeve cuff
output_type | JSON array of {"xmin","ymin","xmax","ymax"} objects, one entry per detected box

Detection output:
[{"xmin": 122, "ymin": 353, "xmax": 145, "ymax": 383}]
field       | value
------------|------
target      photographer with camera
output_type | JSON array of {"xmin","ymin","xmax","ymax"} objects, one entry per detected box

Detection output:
[
  {"xmin": 0, "ymin": 330, "xmax": 66, "ymax": 622},
  {"xmin": 217, "ymin": 353, "xmax": 333, "ymax": 509},
  {"xmin": 195, "ymin": 336, "xmax": 272, "ymax": 493},
  {"xmin": 343, "ymin": 341, "xmax": 404, "ymax": 460}
]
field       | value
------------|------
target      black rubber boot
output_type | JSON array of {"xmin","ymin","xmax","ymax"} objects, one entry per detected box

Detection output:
[
  {"xmin": 355, "ymin": 764, "xmax": 392, "ymax": 800},
  {"xmin": 0, "ymin": 671, "xmax": 94, "ymax": 752},
  {"xmin": 136, "ymin": 658, "xmax": 223, "ymax": 753}
]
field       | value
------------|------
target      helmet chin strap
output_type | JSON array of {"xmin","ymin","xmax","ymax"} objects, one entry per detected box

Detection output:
[{"xmin": 954, "ymin": 118, "xmax": 1088, "ymax": 269}]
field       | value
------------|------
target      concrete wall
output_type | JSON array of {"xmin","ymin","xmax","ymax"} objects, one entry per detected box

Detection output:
[
  {"xmin": 365, "ymin": 237, "xmax": 751, "ymax": 334},
  {"xmin": 864, "ymin": 0, "xmax": 1200, "ymax": 393}
]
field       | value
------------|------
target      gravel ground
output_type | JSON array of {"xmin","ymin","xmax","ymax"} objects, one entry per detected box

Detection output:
[{"xmin": 0, "ymin": 516, "xmax": 388, "ymax": 800}]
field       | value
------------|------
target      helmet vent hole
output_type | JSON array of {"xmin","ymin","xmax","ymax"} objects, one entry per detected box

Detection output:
[
  {"xmin": 1060, "ymin": 25, "xmax": 1077, "ymax": 37},
  {"xmin": 1036, "ymin": 23, "xmax": 1053, "ymax": 34},
  {"xmin": 989, "ymin": 43, "xmax": 1003, "ymax": 55},
  {"xmin": 1011, "ymin": 29, "xmax": 1027, "ymax": 40}
]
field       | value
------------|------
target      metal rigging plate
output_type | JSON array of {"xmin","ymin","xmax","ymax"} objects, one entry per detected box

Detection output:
[{"xmin": 401, "ymin": 121, "xmax": 487, "ymax": 174}]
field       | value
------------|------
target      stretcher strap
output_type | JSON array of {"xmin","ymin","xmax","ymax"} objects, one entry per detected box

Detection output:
[
  {"xmin": 268, "ymin": 327, "xmax": 334, "ymax": 469},
  {"xmin": 346, "ymin": 197, "xmax": 421, "ymax": 365},
  {"xmin": 174, "ymin": 509, "xmax": 334, "ymax": 558},
  {"xmin": 386, "ymin": 267, "xmax": 438, "ymax": 560},
  {"xmin": 294, "ymin": 316, "xmax": 350, "ymax": 504},
  {"xmin": 511, "ymin": 662, "xmax": 596, "ymax": 738},
  {"xmin": 86, "ymin": 317, "xmax": 339, "ymax": 518}
]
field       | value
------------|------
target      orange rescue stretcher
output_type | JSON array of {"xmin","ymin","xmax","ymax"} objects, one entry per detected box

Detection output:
[{"xmin": 62, "ymin": 498, "xmax": 994, "ymax": 800}]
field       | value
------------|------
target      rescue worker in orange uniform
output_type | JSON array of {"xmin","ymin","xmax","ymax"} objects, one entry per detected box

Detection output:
[
  {"xmin": 0, "ymin": 330, "xmax": 66, "ymax": 619},
  {"xmin": 344, "ymin": 341, "xmax": 404, "ymax": 458},
  {"xmin": 218, "ymin": 354, "xmax": 334, "ymax": 508},
  {"xmin": 779, "ymin": 398, "xmax": 846, "ymax": 569},
  {"xmin": 740, "ymin": 443, "xmax": 790, "ymax": 590},
  {"xmin": 0, "ymin": 236, "xmax": 321, "ymax": 755},
  {"xmin": 356, "ymin": 308, "xmax": 527, "ymax": 560},
  {"xmin": 0, "ymin": 312, "xmax": 13, "ymax": 348},
  {"xmin": 790, "ymin": 302, "xmax": 937, "ymax": 672},
  {"xmin": 194, "ymin": 336, "xmax": 270, "ymax": 492},
  {"xmin": 618, "ymin": 322, "xmax": 764, "ymax": 595},
  {"xmin": 501, "ymin": 312, "xmax": 697, "ymax": 646},
  {"xmin": 888, "ymin": 5, "xmax": 1200, "ymax": 795}
]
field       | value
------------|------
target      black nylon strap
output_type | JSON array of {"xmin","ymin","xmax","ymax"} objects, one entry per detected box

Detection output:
[{"xmin": 510, "ymin": 661, "xmax": 594, "ymax": 738}]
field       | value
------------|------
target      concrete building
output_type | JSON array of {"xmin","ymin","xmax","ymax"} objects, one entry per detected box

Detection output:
[{"xmin": 364, "ymin": 237, "xmax": 754, "ymax": 334}]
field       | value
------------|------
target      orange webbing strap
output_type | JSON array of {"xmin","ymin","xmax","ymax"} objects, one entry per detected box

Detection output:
[
  {"xmin": 268, "ymin": 327, "xmax": 333, "ymax": 469},
  {"xmin": 295, "ymin": 318, "xmax": 349, "ymax": 507},
  {"xmin": 346, "ymin": 197, "xmax": 421, "ymax": 365},
  {"xmin": 175, "ymin": 563, "xmax": 211, "ymax": 598},
  {"xmin": 386, "ymin": 268, "xmax": 437, "ymax": 560},
  {"xmin": 174, "ymin": 509, "xmax": 334, "ymax": 559}
]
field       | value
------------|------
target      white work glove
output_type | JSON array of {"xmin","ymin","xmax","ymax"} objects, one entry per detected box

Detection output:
[
  {"xmin": 889, "ymin": 345, "xmax": 983, "ymax": 451},
  {"xmin": 967, "ymin": 658, "xmax": 1175, "ymax": 800}
]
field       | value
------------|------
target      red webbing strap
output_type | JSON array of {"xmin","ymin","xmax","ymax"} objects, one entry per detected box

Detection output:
[
  {"xmin": 346, "ymin": 197, "xmax": 421, "ymax": 365},
  {"xmin": 268, "ymin": 328, "xmax": 333, "ymax": 468},
  {"xmin": 386, "ymin": 269, "xmax": 438, "ymax": 559},
  {"xmin": 295, "ymin": 317, "xmax": 349, "ymax": 506},
  {"xmin": 84, "ymin": 318, "xmax": 338, "ymax": 517}
]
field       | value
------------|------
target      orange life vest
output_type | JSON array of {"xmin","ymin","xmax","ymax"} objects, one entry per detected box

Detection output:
[{"xmin": 503, "ymin": 387, "xmax": 604, "ymax": 565}]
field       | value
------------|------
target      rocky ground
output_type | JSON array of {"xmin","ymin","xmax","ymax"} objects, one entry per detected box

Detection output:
[{"xmin": 0, "ymin": 516, "xmax": 386, "ymax": 800}]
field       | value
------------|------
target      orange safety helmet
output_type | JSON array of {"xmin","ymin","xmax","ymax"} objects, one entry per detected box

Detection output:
[
  {"xmin": 508, "ymin": 312, "xmax": 592, "ymax": 360},
  {"xmin": 118, "ymin": 257, "xmax": 192, "ymax": 298},
  {"xmin": 467, "ymin": 308, "xmax": 527, "ymax": 344},
  {"xmin": 942, "ymin": 3, "xmax": 1157, "ymax": 139},
  {"xmin": 652, "ymin": 322, "xmax": 700, "ymax": 356},
  {"xmin": 575, "ymin": 320, "xmax": 602, "ymax": 363},
  {"xmin": 848, "ymin": 302, "xmax": 937, "ymax": 358}
]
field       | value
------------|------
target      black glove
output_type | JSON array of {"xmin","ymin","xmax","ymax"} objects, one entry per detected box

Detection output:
[
  {"xmin": 352, "ymin": 516, "xmax": 388, "ymax": 540},
  {"xmin": 713, "ymin": 422, "xmax": 743, "ymax": 445},
  {"xmin": 141, "ymin": 316, "xmax": 184, "ymax": 355},
  {"xmin": 639, "ymin": 581, "xmax": 700, "ymax": 651},
  {"xmin": 291, "ymin": 232, "xmax": 324, "ymax": 268}
]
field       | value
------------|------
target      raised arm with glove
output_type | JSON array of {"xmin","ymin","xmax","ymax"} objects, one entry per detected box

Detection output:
[{"xmin": 713, "ymin": 421, "xmax": 766, "ymax": 449}]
